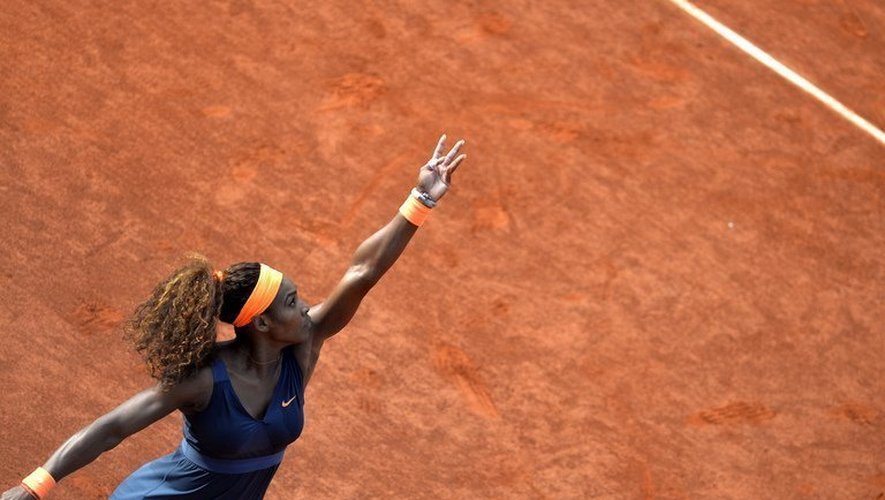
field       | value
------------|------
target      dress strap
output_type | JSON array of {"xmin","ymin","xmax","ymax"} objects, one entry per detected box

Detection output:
[{"xmin": 287, "ymin": 345, "xmax": 305, "ymax": 400}]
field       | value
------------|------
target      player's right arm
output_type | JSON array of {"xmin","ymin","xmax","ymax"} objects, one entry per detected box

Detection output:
[{"xmin": 2, "ymin": 371, "xmax": 208, "ymax": 499}]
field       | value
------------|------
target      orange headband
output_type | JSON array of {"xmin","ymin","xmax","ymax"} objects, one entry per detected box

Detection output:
[{"xmin": 232, "ymin": 263, "xmax": 283, "ymax": 327}]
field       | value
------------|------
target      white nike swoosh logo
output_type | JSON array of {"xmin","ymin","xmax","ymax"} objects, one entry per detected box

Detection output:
[{"xmin": 282, "ymin": 395, "xmax": 297, "ymax": 408}]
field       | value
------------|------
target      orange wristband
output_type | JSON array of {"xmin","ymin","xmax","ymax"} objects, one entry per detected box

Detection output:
[
  {"xmin": 21, "ymin": 467, "xmax": 56, "ymax": 499},
  {"xmin": 399, "ymin": 192, "xmax": 432, "ymax": 226}
]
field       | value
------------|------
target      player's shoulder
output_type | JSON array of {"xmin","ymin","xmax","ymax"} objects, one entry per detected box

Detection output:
[{"xmin": 176, "ymin": 352, "xmax": 219, "ymax": 414}]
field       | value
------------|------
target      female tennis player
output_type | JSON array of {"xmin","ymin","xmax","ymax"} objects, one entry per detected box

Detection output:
[{"xmin": 3, "ymin": 134, "xmax": 467, "ymax": 500}]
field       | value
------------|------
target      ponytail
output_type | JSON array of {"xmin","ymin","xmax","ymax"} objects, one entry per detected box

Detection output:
[{"xmin": 123, "ymin": 254, "xmax": 223, "ymax": 390}]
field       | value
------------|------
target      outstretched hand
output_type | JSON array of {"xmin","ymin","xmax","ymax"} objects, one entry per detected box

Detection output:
[{"xmin": 416, "ymin": 134, "xmax": 467, "ymax": 202}]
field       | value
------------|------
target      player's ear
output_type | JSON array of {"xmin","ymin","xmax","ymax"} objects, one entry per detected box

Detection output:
[{"xmin": 253, "ymin": 314, "xmax": 271, "ymax": 332}]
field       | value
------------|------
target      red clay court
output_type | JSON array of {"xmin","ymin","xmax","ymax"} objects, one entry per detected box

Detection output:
[{"xmin": 1, "ymin": 0, "xmax": 882, "ymax": 498}]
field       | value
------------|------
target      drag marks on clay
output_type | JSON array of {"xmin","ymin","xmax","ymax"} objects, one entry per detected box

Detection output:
[
  {"xmin": 490, "ymin": 298, "xmax": 509, "ymax": 318},
  {"xmin": 632, "ymin": 22, "xmax": 696, "ymax": 111},
  {"xmin": 231, "ymin": 53, "xmax": 284, "ymax": 83},
  {"xmin": 366, "ymin": 19, "xmax": 387, "ymax": 39},
  {"xmin": 865, "ymin": 472, "xmax": 885, "ymax": 500},
  {"xmin": 349, "ymin": 367, "xmax": 384, "ymax": 389},
  {"xmin": 318, "ymin": 73, "xmax": 387, "ymax": 112},
  {"xmin": 506, "ymin": 118, "xmax": 534, "ymax": 131},
  {"xmin": 795, "ymin": 483, "xmax": 816, "ymax": 495},
  {"xmin": 84, "ymin": 226, "xmax": 128, "ymax": 259},
  {"xmin": 686, "ymin": 401, "xmax": 776, "ymax": 426},
  {"xmin": 231, "ymin": 145, "xmax": 285, "ymax": 181},
  {"xmin": 638, "ymin": 461, "xmax": 655, "ymax": 500},
  {"xmin": 629, "ymin": 58, "xmax": 691, "ymax": 83},
  {"xmin": 21, "ymin": 116, "xmax": 61, "ymax": 135},
  {"xmin": 536, "ymin": 121, "xmax": 583, "ymax": 144},
  {"xmin": 227, "ymin": 0, "xmax": 257, "ymax": 17},
  {"xmin": 632, "ymin": 21, "xmax": 692, "ymax": 83},
  {"xmin": 288, "ymin": 218, "xmax": 338, "ymax": 249},
  {"xmin": 468, "ymin": 178, "xmax": 514, "ymax": 234},
  {"xmin": 356, "ymin": 396, "xmax": 384, "ymax": 415},
  {"xmin": 432, "ymin": 343, "xmax": 499, "ymax": 419},
  {"xmin": 439, "ymin": 247, "xmax": 460, "ymax": 269},
  {"xmin": 590, "ymin": 253, "xmax": 621, "ymax": 301},
  {"xmin": 471, "ymin": 202, "xmax": 511, "ymax": 232},
  {"xmin": 828, "ymin": 402, "xmax": 879, "ymax": 426},
  {"xmin": 558, "ymin": 292, "xmax": 588, "ymax": 304},
  {"xmin": 648, "ymin": 96, "xmax": 687, "ymax": 110},
  {"xmin": 338, "ymin": 152, "xmax": 409, "ymax": 228},
  {"xmin": 867, "ymin": 472, "xmax": 885, "ymax": 489},
  {"xmin": 504, "ymin": 117, "xmax": 584, "ymax": 144},
  {"xmin": 454, "ymin": 12, "xmax": 512, "ymax": 43},
  {"xmin": 833, "ymin": 0, "xmax": 868, "ymax": 38},
  {"xmin": 201, "ymin": 105, "xmax": 231, "ymax": 118},
  {"xmin": 586, "ymin": 127, "xmax": 657, "ymax": 161},
  {"xmin": 478, "ymin": 95, "xmax": 598, "ymax": 116},
  {"xmin": 214, "ymin": 143, "xmax": 287, "ymax": 206},
  {"xmin": 350, "ymin": 368, "xmax": 385, "ymax": 415},
  {"xmin": 71, "ymin": 301, "xmax": 125, "ymax": 335},
  {"xmin": 629, "ymin": 53, "xmax": 698, "ymax": 111},
  {"xmin": 477, "ymin": 13, "xmax": 512, "ymax": 36}
]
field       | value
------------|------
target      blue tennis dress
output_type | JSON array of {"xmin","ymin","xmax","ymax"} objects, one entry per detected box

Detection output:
[{"xmin": 111, "ymin": 345, "xmax": 305, "ymax": 499}]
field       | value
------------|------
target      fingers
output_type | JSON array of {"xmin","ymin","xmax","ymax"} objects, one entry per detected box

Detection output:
[
  {"xmin": 428, "ymin": 134, "xmax": 467, "ymax": 184},
  {"xmin": 444, "ymin": 139, "xmax": 466, "ymax": 164},
  {"xmin": 443, "ymin": 154, "xmax": 467, "ymax": 183},
  {"xmin": 425, "ymin": 156, "xmax": 444, "ymax": 172},
  {"xmin": 431, "ymin": 134, "xmax": 447, "ymax": 160}
]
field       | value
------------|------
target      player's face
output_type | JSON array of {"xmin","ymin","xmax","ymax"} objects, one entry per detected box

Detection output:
[{"xmin": 266, "ymin": 276, "xmax": 312, "ymax": 344}]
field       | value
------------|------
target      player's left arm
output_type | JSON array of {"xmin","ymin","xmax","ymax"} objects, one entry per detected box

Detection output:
[{"xmin": 307, "ymin": 134, "xmax": 467, "ymax": 342}]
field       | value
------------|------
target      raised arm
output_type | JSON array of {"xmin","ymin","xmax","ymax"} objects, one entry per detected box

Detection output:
[
  {"xmin": 2, "ymin": 374, "xmax": 206, "ymax": 499},
  {"xmin": 308, "ymin": 134, "xmax": 468, "ymax": 341}
]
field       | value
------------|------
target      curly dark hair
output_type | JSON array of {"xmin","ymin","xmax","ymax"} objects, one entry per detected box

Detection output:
[{"xmin": 122, "ymin": 254, "xmax": 263, "ymax": 391}]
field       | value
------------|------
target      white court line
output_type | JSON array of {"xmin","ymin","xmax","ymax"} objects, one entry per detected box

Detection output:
[{"xmin": 666, "ymin": 0, "xmax": 885, "ymax": 146}]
